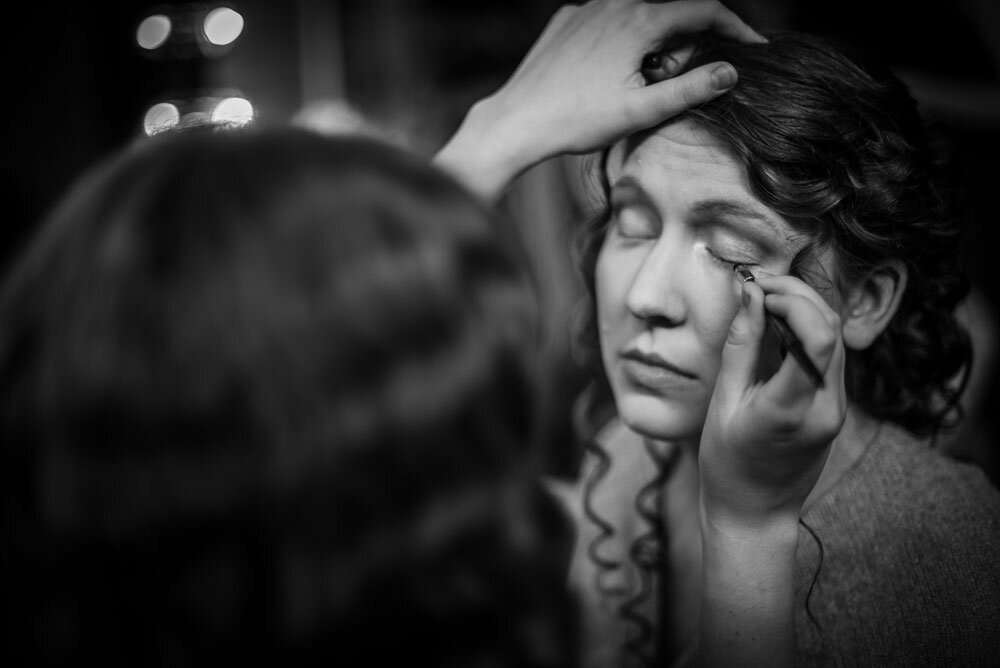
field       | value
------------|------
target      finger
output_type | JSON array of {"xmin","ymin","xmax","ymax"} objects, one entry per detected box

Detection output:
[
  {"xmin": 808, "ymin": 325, "xmax": 848, "ymax": 433},
  {"xmin": 827, "ymin": 325, "xmax": 847, "ymax": 409},
  {"xmin": 641, "ymin": 44, "xmax": 696, "ymax": 83},
  {"xmin": 620, "ymin": 61, "xmax": 737, "ymax": 129},
  {"xmin": 764, "ymin": 294, "xmax": 840, "ymax": 369},
  {"xmin": 754, "ymin": 274, "xmax": 840, "ymax": 330},
  {"xmin": 767, "ymin": 324, "xmax": 847, "ymax": 433},
  {"xmin": 761, "ymin": 293, "xmax": 841, "ymax": 403},
  {"xmin": 715, "ymin": 279, "xmax": 766, "ymax": 399},
  {"xmin": 635, "ymin": 0, "xmax": 768, "ymax": 45}
]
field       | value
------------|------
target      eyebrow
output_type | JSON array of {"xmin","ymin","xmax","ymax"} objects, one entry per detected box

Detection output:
[
  {"xmin": 691, "ymin": 199, "xmax": 782, "ymax": 238},
  {"xmin": 609, "ymin": 176, "xmax": 651, "ymax": 208}
]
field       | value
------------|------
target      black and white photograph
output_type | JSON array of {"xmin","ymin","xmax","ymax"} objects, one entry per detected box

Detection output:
[{"xmin": 3, "ymin": 1, "xmax": 999, "ymax": 666}]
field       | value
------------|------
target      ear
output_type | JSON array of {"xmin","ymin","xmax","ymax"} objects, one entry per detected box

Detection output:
[{"xmin": 841, "ymin": 260, "xmax": 907, "ymax": 351}]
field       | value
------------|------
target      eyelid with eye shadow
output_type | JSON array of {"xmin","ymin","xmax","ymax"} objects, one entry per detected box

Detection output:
[
  {"xmin": 610, "ymin": 201, "xmax": 660, "ymax": 240},
  {"xmin": 707, "ymin": 249, "xmax": 759, "ymax": 273},
  {"xmin": 705, "ymin": 232, "xmax": 763, "ymax": 268}
]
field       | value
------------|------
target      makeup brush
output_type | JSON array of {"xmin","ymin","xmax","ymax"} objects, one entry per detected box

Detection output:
[{"xmin": 734, "ymin": 265, "xmax": 826, "ymax": 389}]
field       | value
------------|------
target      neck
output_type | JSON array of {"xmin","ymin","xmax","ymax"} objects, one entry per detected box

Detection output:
[
  {"xmin": 803, "ymin": 404, "xmax": 880, "ymax": 512},
  {"xmin": 613, "ymin": 405, "xmax": 878, "ymax": 516}
]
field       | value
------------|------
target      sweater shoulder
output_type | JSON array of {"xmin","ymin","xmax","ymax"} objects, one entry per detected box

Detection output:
[
  {"xmin": 809, "ymin": 423, "xmax": 1000, "ymax": 535},
  {"xmin": 795, "ymin": 425, "xmax": 1000, "ymax": 667}
]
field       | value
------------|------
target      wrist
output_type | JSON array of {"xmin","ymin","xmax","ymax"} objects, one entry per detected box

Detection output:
[
  {"xmin": 699, "ymin": 516, "xmax": 798, "ymax": 668},
  {"xmin": 700, "ymin": 493, "xmax": 801, "ymax": 552},
  {"xmin": 701, "ymin": 507, "xmax": 799, "ymax": 606},
  {"xmin": 434, "ymin": 94, "xmax": 541, "ymax": 202}
]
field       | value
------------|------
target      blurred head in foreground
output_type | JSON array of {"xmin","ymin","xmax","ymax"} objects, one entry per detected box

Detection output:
[{"xmin": 0, "ymin": 126, "xmax": 575, "ymax": 667}]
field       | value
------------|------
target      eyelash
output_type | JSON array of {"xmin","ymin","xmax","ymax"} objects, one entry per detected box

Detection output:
[{"xmin": 708, "ymin": 248, "xmax": 755, "ymax": 270}]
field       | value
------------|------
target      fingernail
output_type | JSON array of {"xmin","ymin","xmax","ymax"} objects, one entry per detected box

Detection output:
[
  {"xmin": 660, "ymin": 53, "xmax": 681, "ymax": 77},
  {"xmin": 710, "ymin": 64, "xmax": 737, "ymax": 91},
  {"xmin": 642, "ymin": 51, "xmax": 681, "ymax": 84}
]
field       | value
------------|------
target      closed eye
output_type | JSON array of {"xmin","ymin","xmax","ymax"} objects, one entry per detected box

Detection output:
[
  {"xmin": 707, "ymin": 247, "xmax": 757, "ymax": 270},
  {"xmin": 611, "ymin": 204, "xmax": 659, "ymax": 240}
]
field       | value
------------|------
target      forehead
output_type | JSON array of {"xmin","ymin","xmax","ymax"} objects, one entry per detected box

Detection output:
[
  {"xmin": 607, "ymin": 119, "xmax": 790, "ymax": 236},
  {"xmin": 609, "ymin": 119, "xmax": 740, "ymax": 181}
]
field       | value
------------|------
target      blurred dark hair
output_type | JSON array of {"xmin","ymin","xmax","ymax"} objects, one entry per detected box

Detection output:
[
  {"xmin": 576, "ymin": 31, "xmax": 971, "ymax": 439},
  {"xmin": 1, "ymin": 126, "xmax": 576, "ymax": 667}
]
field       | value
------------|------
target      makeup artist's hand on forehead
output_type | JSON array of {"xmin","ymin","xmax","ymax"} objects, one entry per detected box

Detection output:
[
  {"xmin": 498, "ymin": 0, "xmax": 765, "ymax": 154},
  {"xmin": 434, "ymin": 0, "xmax": 766, "ymax": 201},
  {"xmin": 699, "ymin": 271, "xmax": 847, "ymax": 529}
]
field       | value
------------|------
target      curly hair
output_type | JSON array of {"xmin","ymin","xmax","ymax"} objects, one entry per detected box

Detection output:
[
  {"xmin": 685, "ymin": 32, "xmax": 971, "ymax": 436},
  {"xmin": 1, "ymin": 127, "xmax": 577, "ymax": 667},
  {"xmin": 572, "ymin": 31, "xmax": 973, "ymax": 666}
]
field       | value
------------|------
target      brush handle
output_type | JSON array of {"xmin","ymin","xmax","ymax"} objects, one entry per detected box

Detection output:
[{"xmin": 764, "ymin": 311, "xmax": 826, "ymax": 389}]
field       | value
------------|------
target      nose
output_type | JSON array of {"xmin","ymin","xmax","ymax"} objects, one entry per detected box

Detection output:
[{"xmin": 625, "ymin": 236, "xmax": 689, "ymax": 327}]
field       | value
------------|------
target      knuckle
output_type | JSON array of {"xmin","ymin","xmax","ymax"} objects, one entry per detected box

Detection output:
[
  {"xmin": 552, "ymin": 4, "xmax": 576, "ymax": 24},
  {"xmin": 770, "ymin": 410, "xmax": 806, "ymax": 435},
  {"xmin": 713, "ymin": 3, "xmax": 736, "ymax": 19},
  {"xmin": 679, "ymin": 77, "xmax": 706, "ymax": 107},
  {"xmin": 818, "ymin": 406, "xmax": 847, "ymax": 437},
  {"xmin": 633, "ymin": 2, "xmax": 655, "ymax": 24},
  {"xmin": 813, "ymin": 329, "xmax": 837, "ymax": 358},
  {"xmin": 618, "ymin": 96, "xmax": 647, "ymax": 128},
  {"xmin": 725, "ymin": 325, "xmax": 750, "ymax": 347},
  {"xmin": 686, "ymin": 0, "xmax": 720, "ymax": 14}
]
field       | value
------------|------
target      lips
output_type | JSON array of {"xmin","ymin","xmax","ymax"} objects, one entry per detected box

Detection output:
[
  {"xmin": 619, "ymin": 348, "xmax": 697, "ymax": 388},
  {"xmin": 621, "ymin": 349, "xmax": 696, "ymax": 377}
]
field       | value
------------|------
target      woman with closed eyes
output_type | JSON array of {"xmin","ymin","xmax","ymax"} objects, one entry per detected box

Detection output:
[{"xmin": 439, "ymin": 7, "xmax": 1000, "ymax": 667}]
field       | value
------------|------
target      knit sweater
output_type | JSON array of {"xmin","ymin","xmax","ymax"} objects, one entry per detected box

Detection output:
[{"xmin": 794, "ymin": 423, "xmax": 1000, "ymax": 667}]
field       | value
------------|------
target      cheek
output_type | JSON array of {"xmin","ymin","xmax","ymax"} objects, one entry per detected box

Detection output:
[
  {"xmin": 594, "ymin": 243, "xmax": 632, "ymax": 336},
  {"xmin": 693, "ymin": 271, "xmax": 744, "ymax": 374}
]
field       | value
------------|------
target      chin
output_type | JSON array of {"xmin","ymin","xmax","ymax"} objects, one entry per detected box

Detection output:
[{"xmin": 614, "ymin": 391, "xmax": 706, "ymax": 442}]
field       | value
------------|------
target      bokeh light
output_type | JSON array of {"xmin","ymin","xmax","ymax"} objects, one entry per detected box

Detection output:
[
  {"xmin": 211, "ymin": 97, "xmax": 254, "ymax": 126},
  {"xmin": 136, "ymin": 14, "xmax": 172, "ymax": 50},
  {"xmin": 143, "ymin": 102, "xmax": 181, "ymax": 135},
  {"xmin": 203, "ymin": 7, "xmax": 244, "ymax": 46}
]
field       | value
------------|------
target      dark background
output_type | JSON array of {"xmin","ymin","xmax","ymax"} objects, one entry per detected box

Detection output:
[{"xmin": 3, "ymin": 0, "xmax": 998, "ymax": 483}]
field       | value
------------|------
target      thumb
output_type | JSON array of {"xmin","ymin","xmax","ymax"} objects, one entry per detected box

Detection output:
[
  {"xmin": 624, "ymin": 61, "xmax": 737, "ymax": 129},
  {"xmin": 715, "ymin": 280, "xmax": 766, "ymax": 398}
]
